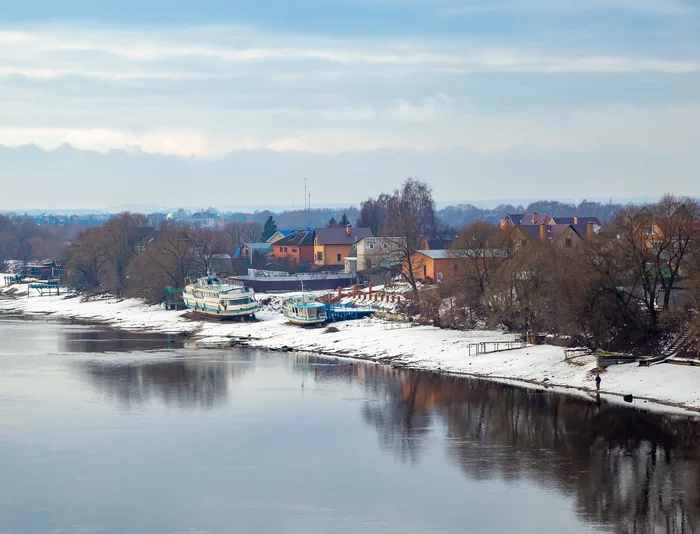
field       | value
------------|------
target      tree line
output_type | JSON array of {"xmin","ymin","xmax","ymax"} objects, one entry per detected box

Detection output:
[
  {"xmin": 6, "ymin": 182, "xmax": 699, "ymax": 355},
  {"xmin": 437, "ymin": 195, "xmax": 700, "ymax": 353},
  {"xmin": 0, "ymin": 214, "xmax": 69, "ymax": 267},
  {"xmin": 66, "ymin": 216, "xmax": 265, "ymax": 302}
]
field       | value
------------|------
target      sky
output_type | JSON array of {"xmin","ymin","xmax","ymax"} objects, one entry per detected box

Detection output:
[{"xmin": 0, "ymin": 0, "xmax": 699, "ymax": 210}]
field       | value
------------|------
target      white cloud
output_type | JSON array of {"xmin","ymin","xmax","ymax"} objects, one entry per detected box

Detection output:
[
  {"xmin": 384, "ymin": 94, "xmax": 454, "ymax": 121},
  {"xmin": 0, "ymin": 25, "xmax": 698, "ymax": 84},
  {"xmin": 439, "ymin": 0, "xmax": 694, "ymax": 16},
  {"xmin": 2, "ymin": 104, "xmax": 697, "ymax": 157},
  {"xmin": 0, "ymin": 22, "xmax": 698, "ymax": 161}
]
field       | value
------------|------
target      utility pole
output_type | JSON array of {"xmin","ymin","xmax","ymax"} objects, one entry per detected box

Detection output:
[{"xmin": 304, "ymin": 175, "xmax": 307, "ymax": 211}]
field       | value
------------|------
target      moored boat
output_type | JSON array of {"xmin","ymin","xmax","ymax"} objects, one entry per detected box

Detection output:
[
  {"xmin": 283, "ymin": 293, "xmax": 328, "ymax": 326},
  {"xmin": 183, "ymin": 275, "xmax": 260, "ymax": 320}
]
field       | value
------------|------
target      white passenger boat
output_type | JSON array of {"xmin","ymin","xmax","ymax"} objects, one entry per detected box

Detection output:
[
  {"xmin": 183, "ymin": 275, "xmax": 260, "ymax": 320},
  {"xmin": 283, "ymin": 293, "xmax": 328, "ymax": 326}
]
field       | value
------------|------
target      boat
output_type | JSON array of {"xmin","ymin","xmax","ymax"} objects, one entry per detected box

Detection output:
[
  {"xmin": 182, "ymin": 275, "xmax": 260, "ymax": 320},
  {"xmin": 283, "ymin": 293, "xmax": 328, "ymax": 326}
]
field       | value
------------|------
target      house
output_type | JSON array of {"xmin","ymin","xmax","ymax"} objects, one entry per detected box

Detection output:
[
  {"xmin": 631, "ymin": 209, "xmax": 700, "ymax": 249},
  {"xmin": 242, "ymin": 242, "xmax": 273, "ymax": 267},
  {"xmin": 266, "ymin": 230, "xmax": 296, "ymax": 245},
  {"xmin": 314, "ymin": 225, "xmax": 373, "ymax": 266},
  {"xmin": 355, "ymin": 237, "xmax": 406, "ymax": 271},
  {"xmin": 20, "ymin": 261, "xmax": 64, "ymax": 280},
  {"xmin": 188, "ymin": 211, "xmax": 220, "ymax": 228},
  {"xmin": 345, "ymin": 237, "xmax": 407, "ymax": 286},
  {"xmin": 407, "ymin": 249, "xmax": 509, "ymax": 283},
  {"xmin": 270, "ymin": 231, "xmax": 315, "ymax": 268},
  {"xmin": 512, "ymin": 224, "xmax": 583, "ymax": 248},
  {"xmin": 499, "ymin": 213, "xmax": 551, "ymax": 229},
  {"xmin": 406, "ymin": 250, "xmax": 463, "ymax": 283},
  {"xmin": 210, "ymin": 254, "xmax": 234, "ymax": 275},
  {"xmin": 549, "ymin": 216, "xmax": 601, "ymax": 239}
]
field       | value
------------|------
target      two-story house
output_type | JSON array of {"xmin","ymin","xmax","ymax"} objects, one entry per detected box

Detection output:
[
  {"xmin": 271, "ymin": 231, "xmax": 315, "ymax": 268},
  {"xmin": 314, "ymin": 225, "xmax": 373, "ymax": 266}
]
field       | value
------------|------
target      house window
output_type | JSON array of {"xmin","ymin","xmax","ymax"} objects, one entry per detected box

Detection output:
[
  {"xmin": 383, "ymin": 243, "xmax": 388, "ymax": 249},
  {"xmin": 646, "ymin": 226, "xmax": 655, "ymax": 235},
  {"xmin": 565, "ymin": 238, "xmax": 572, "ymax": 248},
  {"xmin": 317, "ymin": 251, "xmax": 323, "ymax": 261},
  {"xmin": 453, "ymin": 264, "xmax": 458, "ymax": 274},
  {"xmin": 336, "ymin": 253, "xmax": 342, "ymax": 262},
  {"xmin": 369, "ymin": 243, "xmax": 375, "ymax": 250},
  {"xmin": 436, "ymin": 272, "xmax": 444, "ymax": 282},
  {"xmin": 292, "ymin": 247, "xmax": 297, "ymax": 252}
]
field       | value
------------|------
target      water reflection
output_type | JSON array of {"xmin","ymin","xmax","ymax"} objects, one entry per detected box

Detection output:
[
  {"xmin": 75, "ymin": 353, "xmax": 254, "ymax": 410},
  {"xmin": 61, "ymin": 327, "xmax": 184, "ymax": 352},
  {"xmin": 304, "ymin": 359, "xmax": 700, "ymax": 534}
]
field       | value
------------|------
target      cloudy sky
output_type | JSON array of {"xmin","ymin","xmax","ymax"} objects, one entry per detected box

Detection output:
[{"xmin": 1, "ymin": 0, "xmax": 699, "ymax": 210}]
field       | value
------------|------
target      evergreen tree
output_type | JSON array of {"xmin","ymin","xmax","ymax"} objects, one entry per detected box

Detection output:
[
  {"xmin": 327, "ymin": 217, "xmax": 338, "ymax": 228},
  {"xmin": 261, "ymin": 216, "xmax": 277, "ymax": 241},
  {"xmin": 339, "ymin": 213, "xmax": 350, "ymax": 227}
]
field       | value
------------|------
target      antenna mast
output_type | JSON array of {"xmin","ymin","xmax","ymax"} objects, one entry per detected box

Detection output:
[{"xmin": 304, "ymin": 175, "xmax": 307, "ymax": 211}]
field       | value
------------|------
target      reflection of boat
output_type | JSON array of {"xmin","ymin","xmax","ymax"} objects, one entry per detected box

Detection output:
[
  {"xmin": 183, "ymin": 275, "xmax": 259, "ymax": 320},
  {"xmin": 283, "ymin": 293, "xmax": 328, "ymax": 326}
]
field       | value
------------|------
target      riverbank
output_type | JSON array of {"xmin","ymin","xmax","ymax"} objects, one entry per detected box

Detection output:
[{"xmin": 2, "ymin": 282, "xmax": 700, "ymax": 416}]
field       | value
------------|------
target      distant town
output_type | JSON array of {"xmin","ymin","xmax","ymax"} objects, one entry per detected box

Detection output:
[{"xmin": 1, "ymin": 179, "xmax": 699, "ymax": 360}]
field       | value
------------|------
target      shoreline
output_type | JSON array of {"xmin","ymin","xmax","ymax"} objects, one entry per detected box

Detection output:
[{"xmin": 2, "ymin": 286, "xmax": 700, "ymax": 418}]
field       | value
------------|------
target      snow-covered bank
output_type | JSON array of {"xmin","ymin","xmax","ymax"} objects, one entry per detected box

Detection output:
[{"xmin": 2, "ymin": 281, "xmax": 700, "ymax": 416}]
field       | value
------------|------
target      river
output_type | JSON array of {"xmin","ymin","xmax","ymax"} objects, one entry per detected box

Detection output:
[{"xmin": 0, "ymin": 317, "xmax": 698, "ymax": 533}]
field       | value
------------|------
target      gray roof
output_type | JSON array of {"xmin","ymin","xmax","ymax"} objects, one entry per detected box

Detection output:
[
  {"xmin": 314, "ymin": 227, "xmax": 373, "ymax": 245},
  {"xmin": 517, "ymin": 224, "xmax": 580, "ymax": 242},
  {"xmin": 417, "ymin": 249, "xmax": 509, "ymax": 260},
  {"xmin": 275, "ymin": 231, "xmax": 315, "ymax": 247},
  {"xmin": 245, "ymin": 242, "xmax": 273, "ymax": 251}
]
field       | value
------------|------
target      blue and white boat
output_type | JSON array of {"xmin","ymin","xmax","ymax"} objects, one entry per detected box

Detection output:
[
  {"xmin": 183, "ymin": 275, "xmax": 260, "ymax": 320},
  {"xmin": 283, "ymin": 293, "xmax": 328, "ymax": 326}
]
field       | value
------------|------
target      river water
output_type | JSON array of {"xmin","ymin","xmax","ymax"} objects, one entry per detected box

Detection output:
[{"xmin": 1, "ymin": 318, "xmax": 699, "ymax": 534}]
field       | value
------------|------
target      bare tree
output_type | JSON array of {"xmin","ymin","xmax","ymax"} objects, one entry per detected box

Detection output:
[
  {"xmin": 190, "ymin": 228, "xmax": 228, "ymax": 275},
  {"xmin": 649, "ymin": 195, "xmax": 700, "ymax": 311},
  {"xmin": 66, "ymin": 228, "xmax": 108, "ymax": 293},
  {"xmin": 384, "ymin": 178, "xmax": 438, "ymax": 299},
  {"xmin": 98, "ymin": 213, "xmax": 151, "ymax": 296},
  {"xmin": 223, "ymin": 221, "xmax": 263, "ymax": 253}
]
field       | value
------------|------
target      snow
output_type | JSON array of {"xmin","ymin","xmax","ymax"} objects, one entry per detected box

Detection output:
[{"xmin": 2, "ymin": 278, "xmax": 700, "ymax": 416}]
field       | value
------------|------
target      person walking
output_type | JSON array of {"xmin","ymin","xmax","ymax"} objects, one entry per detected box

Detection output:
[{"xmin": 595, "ymin": 374, "xmax": 602, "ymax": 391}]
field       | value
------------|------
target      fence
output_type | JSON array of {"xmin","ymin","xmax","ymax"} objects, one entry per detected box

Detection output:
[{"xmin": 467, "ymin": 340, "xmax": 527, "ymax": 355}]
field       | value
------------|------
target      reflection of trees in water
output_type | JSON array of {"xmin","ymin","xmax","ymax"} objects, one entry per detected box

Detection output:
[
  {"xmin": 430, "ymin": 377, "xmax": 700, "ymax": 534},
  {"xmin": 313, "ymin": 361, "xmax": 700, "ymax": 534},
  {"xmin": 362, "ymin": 373, "xmax": 432, "ymax": 465},
  {"xmin": 77, "ymin": 355, "xmax": 254, "ymax": 410}
]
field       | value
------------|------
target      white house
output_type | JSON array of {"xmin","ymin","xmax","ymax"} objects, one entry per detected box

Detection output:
[{"xmin": 355, "ymin": 237, "xmax": 407, "ymax": 272}]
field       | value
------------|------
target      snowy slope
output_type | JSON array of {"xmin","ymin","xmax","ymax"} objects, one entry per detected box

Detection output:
[{"xmin": 1, "ymin": 280, "xmax": 699, "ymax": 415}]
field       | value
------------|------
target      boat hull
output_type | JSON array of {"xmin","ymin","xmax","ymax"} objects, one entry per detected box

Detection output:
[
  {"xmin": 284, "ymin": 314, "xmax": 326, "ymax": 326},
  {"xmin": 188, "ymin": 307, "xmax": 259, "ymax": 321}
]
